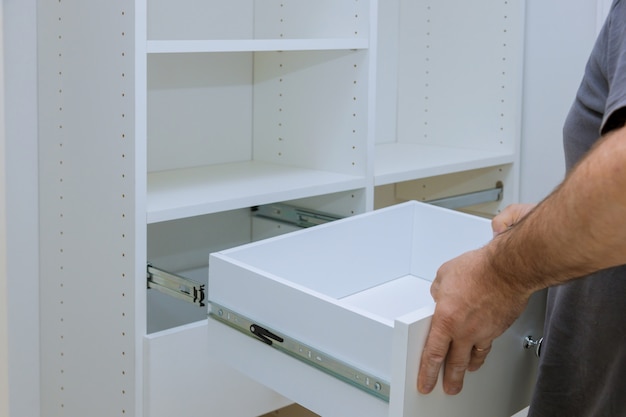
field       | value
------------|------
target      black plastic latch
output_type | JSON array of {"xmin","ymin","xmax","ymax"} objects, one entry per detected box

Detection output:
[{"xmin": 249, "ymin": 324, "xmax": 284, "ymax": 346}]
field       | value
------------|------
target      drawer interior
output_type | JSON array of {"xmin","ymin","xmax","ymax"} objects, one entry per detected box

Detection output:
[
  {"xmin": 214, "ymin": 201, "xmax": 491, "ymax": 309},
  {"xmin": 340, "ymin": 274, "xmax": 432, "ymax": 324},
  {"xmin": 208, "ymin": 201, "xmax": 493, "ymax": 381}
]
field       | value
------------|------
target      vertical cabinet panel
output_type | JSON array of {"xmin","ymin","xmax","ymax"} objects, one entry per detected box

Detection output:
[
  {"xmin": 0, "ymin": 5, "xmax": 8, "ymax": 412},
  {"xmin": 2, "ymin": 1, "xmax": 40, "ymax": 416},
  {"xmin": 38, "ymin": 1, "xmax": 138, "ymax": 416}
]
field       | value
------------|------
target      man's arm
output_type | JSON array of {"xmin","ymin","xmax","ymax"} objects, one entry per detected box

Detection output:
[{"xmin": 417, "ymin": 123, "xmax": 626, "ymax": 395}]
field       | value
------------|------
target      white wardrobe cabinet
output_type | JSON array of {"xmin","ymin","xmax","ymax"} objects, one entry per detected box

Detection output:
[{"xmin": 29, "ymin": 0, "xmax": 532, "ymax": 416}]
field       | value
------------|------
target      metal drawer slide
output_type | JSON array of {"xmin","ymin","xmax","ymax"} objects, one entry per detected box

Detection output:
[
  {"xmin": 147, "ymin": 264, "xmax": 206, "ymax": 307},
  {"xmin": 209, "ymin": 302, "xmax": 391, "ymax": 402}
]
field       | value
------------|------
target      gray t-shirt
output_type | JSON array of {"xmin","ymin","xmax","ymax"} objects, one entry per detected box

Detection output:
[{"xmin": 528, "ymin": 1, "xmax": 626, "ymax": 415}]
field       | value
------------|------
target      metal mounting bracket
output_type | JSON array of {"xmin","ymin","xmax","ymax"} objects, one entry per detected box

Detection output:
[
  {"xmin": 252, "ymin": 203, "xmax": 343, "ymax": 228},
  {"xmin": 425, "ymin": 183, "xmax": 503, "ymax": 210},
  {"xmin": 147, "ymin": 264, "xmax": 205, "ymax": 307}
]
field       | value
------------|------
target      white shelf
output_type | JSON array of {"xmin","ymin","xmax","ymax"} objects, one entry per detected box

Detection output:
[
  {"xmin": 146, "ymin": 38, "xmax": 369, "ymax": 54},
  {"xmin": 374, "ymin": 143, "xmax": 515, "ymax": 186},
  {"xmin": 147, "ymin": 161, "xmax": 366, "ymax": 223}
]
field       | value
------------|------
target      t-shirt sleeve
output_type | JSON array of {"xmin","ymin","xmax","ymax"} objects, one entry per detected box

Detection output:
[{"xmin": 601, "ymin": 0, "xmax": 626, "ymax": 134}]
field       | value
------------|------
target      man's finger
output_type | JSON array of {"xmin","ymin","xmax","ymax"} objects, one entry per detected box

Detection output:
[
  {"xmin": 441, "ymin": 342, "xmax": 473, "ymax": 395},
  {"xmin": 468, "ymin": 344, "xmax": 492, "ymax": 372},
  {"xmin": 417, "ymin": 329, "xmax": 450, "ymax": 394}
]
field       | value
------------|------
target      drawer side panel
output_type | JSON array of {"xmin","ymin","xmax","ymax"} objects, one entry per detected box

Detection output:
[{"xmin": 208, "ymin": 254, "xmax": 394, "ymax": 379}]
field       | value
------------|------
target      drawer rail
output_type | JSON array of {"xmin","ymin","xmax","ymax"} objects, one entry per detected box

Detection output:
[
  {"xmin": 252, "ymin": 203, "xmax": 343, "ymax": 228},
  {"xmin": 425, "ymin": 183, "xmax": 503, "ymax": 210},
  {"xmin": 209, "ymin": 302, "xmax": 391, "ymax": 402},
  {"xmin": 147, "ymin": 264, "xmax": 206, "ymax": 307}
]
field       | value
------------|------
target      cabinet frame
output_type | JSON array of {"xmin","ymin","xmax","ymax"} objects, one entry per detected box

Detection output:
[{"xmin": 29, "ymin": 0, "xmax": 527, "ymax": 416}]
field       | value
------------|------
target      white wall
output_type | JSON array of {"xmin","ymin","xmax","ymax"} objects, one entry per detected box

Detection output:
[{"xmin": 520, "ymin": 0, "xmax": 607, "ymax": 203}]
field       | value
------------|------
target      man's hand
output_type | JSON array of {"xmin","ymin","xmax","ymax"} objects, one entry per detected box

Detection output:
[
  {"xmin": 416, "ymin": 238, "xmax": 529, "ymax": 395},
  {"xmin": 418, "ymin": 125, "xmax": 626, "ymax": 396},
  {"xmin": 491, "ymin": 203, "xmax": 536, "ymax": 236},
  {"xmin": 417, "ymin": 203, "xmax": 536, "ymax": 395}
]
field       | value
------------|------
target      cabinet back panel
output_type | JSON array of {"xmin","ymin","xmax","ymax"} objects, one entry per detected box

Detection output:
[
  {"xmin": 147, "ymin": 209, "xmax": 252, "ymax": 272},
  {"xmin": 254, "ymin": 0, "xmax": 369, "ymax": 39},
  {"xmin": 284, "ymin": 188, "xmax": 367, "ymax": 219},
  {"xmin": 148, "ymin": 0, "xmax": 254, "ymax": 40},
  {"xmin": 253, "ymin": 50, "xmax": 369, "ymax": 175},
  {"xmin": 393, "ymin": 0, "xmax": 522, "ymax": 152},
  {"xmin": 147, "ymin": 53, "xmax": 253, "ymax": 172},
  {"xmin": 148, "ymin": 0, "xmax": 369, "ymax": 41},
  {"xmin": 148, "ymin": 50, "xmax": 370, "ymax": 175}
]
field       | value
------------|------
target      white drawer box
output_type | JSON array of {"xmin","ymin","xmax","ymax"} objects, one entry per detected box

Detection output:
[{"xmin": 207, "ymin": 201, "xmax": 543, "ymax": 417}]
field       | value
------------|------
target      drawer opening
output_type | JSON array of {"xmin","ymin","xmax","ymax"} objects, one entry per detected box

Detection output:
[{"xmin": 147, "ymin": 191, "xmax": 364, "ymax": 333}]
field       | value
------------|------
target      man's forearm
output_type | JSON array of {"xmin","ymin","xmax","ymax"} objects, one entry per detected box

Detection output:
[{"xmin": 488, "ymin": 125, "xmax": 626, "ymax": 294}]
